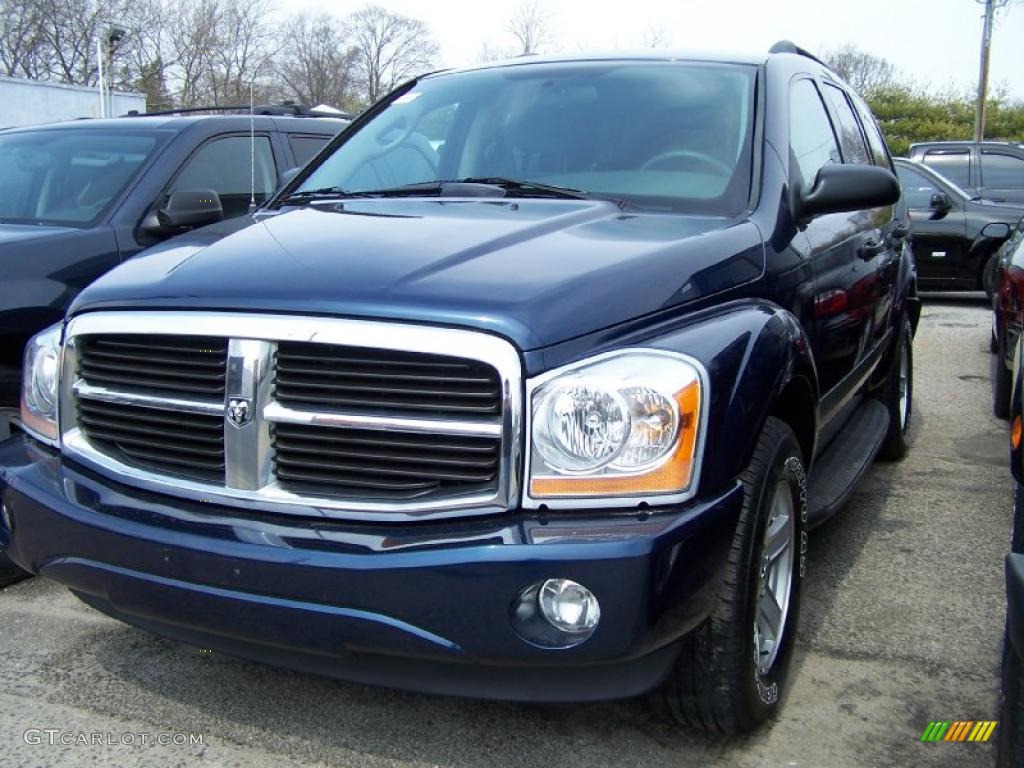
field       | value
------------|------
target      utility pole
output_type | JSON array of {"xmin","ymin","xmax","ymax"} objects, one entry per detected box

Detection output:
[{"xmin": 974, "ymin": 0, "xmax": 1008, "ymax": 142}]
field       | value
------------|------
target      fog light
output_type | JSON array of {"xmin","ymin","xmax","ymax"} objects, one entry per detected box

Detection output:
[{"xmin": 538, "ymin": 578, "xmax": 600, "ymax": 634}]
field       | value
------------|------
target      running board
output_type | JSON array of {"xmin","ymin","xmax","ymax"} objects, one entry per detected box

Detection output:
[{"xmin": 806, "ymin": 399, "xmax": 889, "ymax": 528}]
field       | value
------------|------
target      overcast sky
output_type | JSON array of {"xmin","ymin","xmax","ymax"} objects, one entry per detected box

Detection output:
[{"xmin": 290, "ymin": 0, "xmax": 1024, "ymax": 99}]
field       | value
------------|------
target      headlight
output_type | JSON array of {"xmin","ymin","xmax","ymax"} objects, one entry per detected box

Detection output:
[
  {"xmin": 527, "ymin": 350, "xmax": 703, "ymax": 502},
  {"xmin": 20, "ymin": 323, "xmax": 63, "ymax": 445}
]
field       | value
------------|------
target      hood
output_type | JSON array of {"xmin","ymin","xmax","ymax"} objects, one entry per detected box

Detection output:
[
  {"xmin": 1, "ymin": 224, "xmax": 119, "ymax": 318},
  {"xmin": 0, "ymin": 222, "xmax": 79, "ymax": 245},
  {"xmin": 70, "ymin": 199, "xmax": 765, "ymax": 351}
]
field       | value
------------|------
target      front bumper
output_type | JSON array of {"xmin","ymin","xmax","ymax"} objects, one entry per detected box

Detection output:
[{"xmin": 0, "ymin": 435, "xmax": 743, "ymax": 702}]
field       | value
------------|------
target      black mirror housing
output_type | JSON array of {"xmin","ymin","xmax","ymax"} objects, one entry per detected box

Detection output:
[
  {"xmin": 929, "ymin": 192, "xmax": 953, "ymax": 212},
  {"xmin": 157, "ymin": 189, "xmax": 224, "ymax": 229},
  {"xmin": 800, "ymin": 165, "xmax": 900, "ymax": 220}
]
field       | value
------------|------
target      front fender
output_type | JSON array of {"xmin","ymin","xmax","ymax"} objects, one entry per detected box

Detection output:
[{"xmin": 526, "ymin": 300, "xmax": 819, "ymax": 497}]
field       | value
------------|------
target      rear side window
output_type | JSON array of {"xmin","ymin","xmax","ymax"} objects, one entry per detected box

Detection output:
[
  {"xmin": 789, "ymin": 79, "xmax": 842, "ymax": 187},
  {"xmin": 850, "ymin": 97, "xmax": 892, "ymax": 169},
  {"xmin": 289, "ymin": 135, "xmax": 329, "ymax": 167},
  {"xmin": 822, "ymin": 84, "xmax": 871, "ymax": 165},
  {"xmin": 981, "ymin": 151, "xmax": 1024, "ymax": 188},
  {"xmin": 921, "ymin": 150, "xmax": 971, "ymax": 189}
]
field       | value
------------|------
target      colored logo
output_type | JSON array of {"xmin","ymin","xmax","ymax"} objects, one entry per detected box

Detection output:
[{"xmin": 921, "ymin": 721, "xmax": 997, "ymax": 742}]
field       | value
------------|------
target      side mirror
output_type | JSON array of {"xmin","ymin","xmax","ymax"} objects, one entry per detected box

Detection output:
[
  {"xmin": 799, "ymin": 164, "xmax": 901, "ymax": 219},
  {"xmin": 929, "ymin": 192, "xmax": 953, "ymax": 212},
  {"xmin": 157, "ymin": 188, "xmax": 224, "ymax": 228},
  {"xmin": 981, "ymin": 221, "xmax": 1012, "ymax": 240},
  {"xmin": 140, "ymin": 189, "xmax": 224, "ymax": 239}
]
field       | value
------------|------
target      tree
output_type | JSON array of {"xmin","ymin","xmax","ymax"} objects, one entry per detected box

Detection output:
[
  {"xmin": 275, "ymin": 12, "xmax": 359, "ymax": 111},
  {"xmin": 0, "ymin": 0, "xmax": 47, "ymax": 79},
  {"xmin": 475, "ymin": 39, "xmax": 514, "ymax": 64},
  {"xmin": 823, "ymin": 44, "xmax": 898, "ymax": 97},
  {"xmin": 202, "ymin": 0, "xmax": 278, "ymax": 105},
  {"xmin": 507, "ymin": 0, "xmax": 552, "ymax": 55},
  {"xmin": 347, "ymin": 5, "xmax": 438, "ymax": 105},
  {"xmin": 166, "ymin": 0, "xmax": 221, "ymax": 106},
  {"xmin": 642, "ymin": 24, "xmax": 670, "ymax": 49}
]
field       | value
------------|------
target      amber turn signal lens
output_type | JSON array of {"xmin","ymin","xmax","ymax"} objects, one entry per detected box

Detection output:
[
  {"xmin": 1012, "ymin": 415, "xmax": 1022, "ymax": 450},
  {"xmin": 529, "ymin": 380, "xmax": 700, "ymax": 497}
]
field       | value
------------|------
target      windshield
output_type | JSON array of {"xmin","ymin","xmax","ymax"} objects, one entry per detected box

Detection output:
[
  {"xmin": 0, "ymin": 129, "xmax": 166, "ymax": 227},
  {"xmin": 295, "ymin": 61, "xmax": 757, "ymax": 215}
]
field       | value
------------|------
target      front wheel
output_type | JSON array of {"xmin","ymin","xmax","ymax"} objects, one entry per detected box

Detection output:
[{"xmin": 652, "ymin": 417, "xmax": 807, "ymax": 733}]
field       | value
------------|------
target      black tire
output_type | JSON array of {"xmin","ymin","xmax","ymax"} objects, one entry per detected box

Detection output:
[
  {"xmin": 0, "ymin": 552, "xmax": 30, "ymax": 588},
  {"xmin": 652, "ymin": 416, "xmax": 808, "ymax": 733},
  {"xmin": 999, "ymin": 633, "xmax": 1024, "ymax": 768},
  {"xmin": 996, "ymin": 328, "xmax": 1013, "ymax": 420},
  {"xmin": 877, "ymin": 318, "xmax": 913, "ymax": 461}
]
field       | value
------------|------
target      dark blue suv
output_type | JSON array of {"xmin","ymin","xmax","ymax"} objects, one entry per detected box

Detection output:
[{"xmin": 0, "ymin": 44, "xmax": 916, "ymax": 733}]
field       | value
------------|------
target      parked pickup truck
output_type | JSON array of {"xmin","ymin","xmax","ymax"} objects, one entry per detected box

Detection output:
[
  {"xmin": 0, "ymin": 44, "xmax": 917, "ymax": 733},
  {"xmin": 909, "ymin": 141, "xmax": 1024, "ymax": 204},
  {"xmin": 0, "ymin": 108, "xmax": 346, "ymax": 421}
]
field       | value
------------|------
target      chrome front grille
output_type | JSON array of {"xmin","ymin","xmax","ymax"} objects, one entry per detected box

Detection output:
[{"xmin": 59, "ymin": 313, "xmax": 522, "ymax": 521}]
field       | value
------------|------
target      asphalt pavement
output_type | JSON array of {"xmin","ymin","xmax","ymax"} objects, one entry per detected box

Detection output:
[{"xmin": 0, "ymin": 296, "xmax": 1012, "ymax": 768}]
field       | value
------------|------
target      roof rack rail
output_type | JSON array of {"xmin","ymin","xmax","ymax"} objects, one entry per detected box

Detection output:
[
  {"xmin": 121, "ymin": 102, "xmax": 353, "ymax": 119},
  {"xmin": 768, "ymin": 40, "xmax": 827, "ymax": 68}
]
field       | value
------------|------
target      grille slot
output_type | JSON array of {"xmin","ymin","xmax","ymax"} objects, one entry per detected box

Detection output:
[
  {"xmin": 79, "ymin": 335, "xmax": 228, "ymax": 396},
  {"xmin": 274, "ymin": 342, "xmax": 502, "ymax": 415},
  {"xmin": 77, "ymin": 399, "xmax": 225, "ymax": 483},
  {"xmin": 273, "ymin": 423, "xmax": 501, "ymax": 498}
]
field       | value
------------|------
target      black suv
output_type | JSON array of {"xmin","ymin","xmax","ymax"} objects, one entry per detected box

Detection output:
[
  {"xmin": 909, "ymin": 141, "xmax": 1024, "ymax": 204},
  {"xmin": 0, "ymin": 45, "xmax": 915, "ymax": 732},
  {"xmin": 0, "ymin": 111, "xmax": 347, "ymax": 422}
]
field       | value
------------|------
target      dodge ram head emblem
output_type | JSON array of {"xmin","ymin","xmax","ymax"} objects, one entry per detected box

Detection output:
[{"xmin": 226, "ymin": 398, "xmax": 252, "ymax": 427}]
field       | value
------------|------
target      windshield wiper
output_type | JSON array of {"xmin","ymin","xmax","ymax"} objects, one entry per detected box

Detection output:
[
  {"xmin": 277, "ymin": 178, "xmax": 612, "ymax": 205},
  {"xmin": 274, "ymin": 186, "xmax": 355, "ymax": 206},
  {"xmin": 456, "ymin": 177, "xmax": 592, "ymax": 200}
]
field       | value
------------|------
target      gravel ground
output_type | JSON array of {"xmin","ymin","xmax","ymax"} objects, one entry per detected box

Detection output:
[{"xmin": 0, "ymin": 296, "xmax": 1011, "ymax": 768}]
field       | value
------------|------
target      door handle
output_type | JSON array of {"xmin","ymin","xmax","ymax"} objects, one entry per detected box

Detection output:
[{"xmin": 859, "ymin": 237, "xmax": 884, "ymax": 260}]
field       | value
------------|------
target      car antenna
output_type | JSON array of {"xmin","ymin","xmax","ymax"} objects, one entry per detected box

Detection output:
[{"xmin": 248, "ymin": 82, "xmax": 257, "ymax": 215}]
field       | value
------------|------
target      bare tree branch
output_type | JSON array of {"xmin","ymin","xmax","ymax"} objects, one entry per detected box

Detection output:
[
  {"xmin": 506, "ymin": 0, "xmax": 553, "ymax": 55},
  {"xmin": 642, "ymin": 24, "xmax": 670, "ymax": 49},
  {"xmin": 347, "ymin": 4, "xmax": 438, "ymax": 105},
  {"xmin": 823, "ymin": 44, "xmax": 900, "ymax": 96},
  {"xmin": 275, "ymin": 12, "xmax": 359, "ymax": 110}
]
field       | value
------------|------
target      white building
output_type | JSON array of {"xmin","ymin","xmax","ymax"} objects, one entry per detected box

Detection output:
[{"xmin": 0, "ymin": 75, "xmax": 146, "ymax": 129}]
